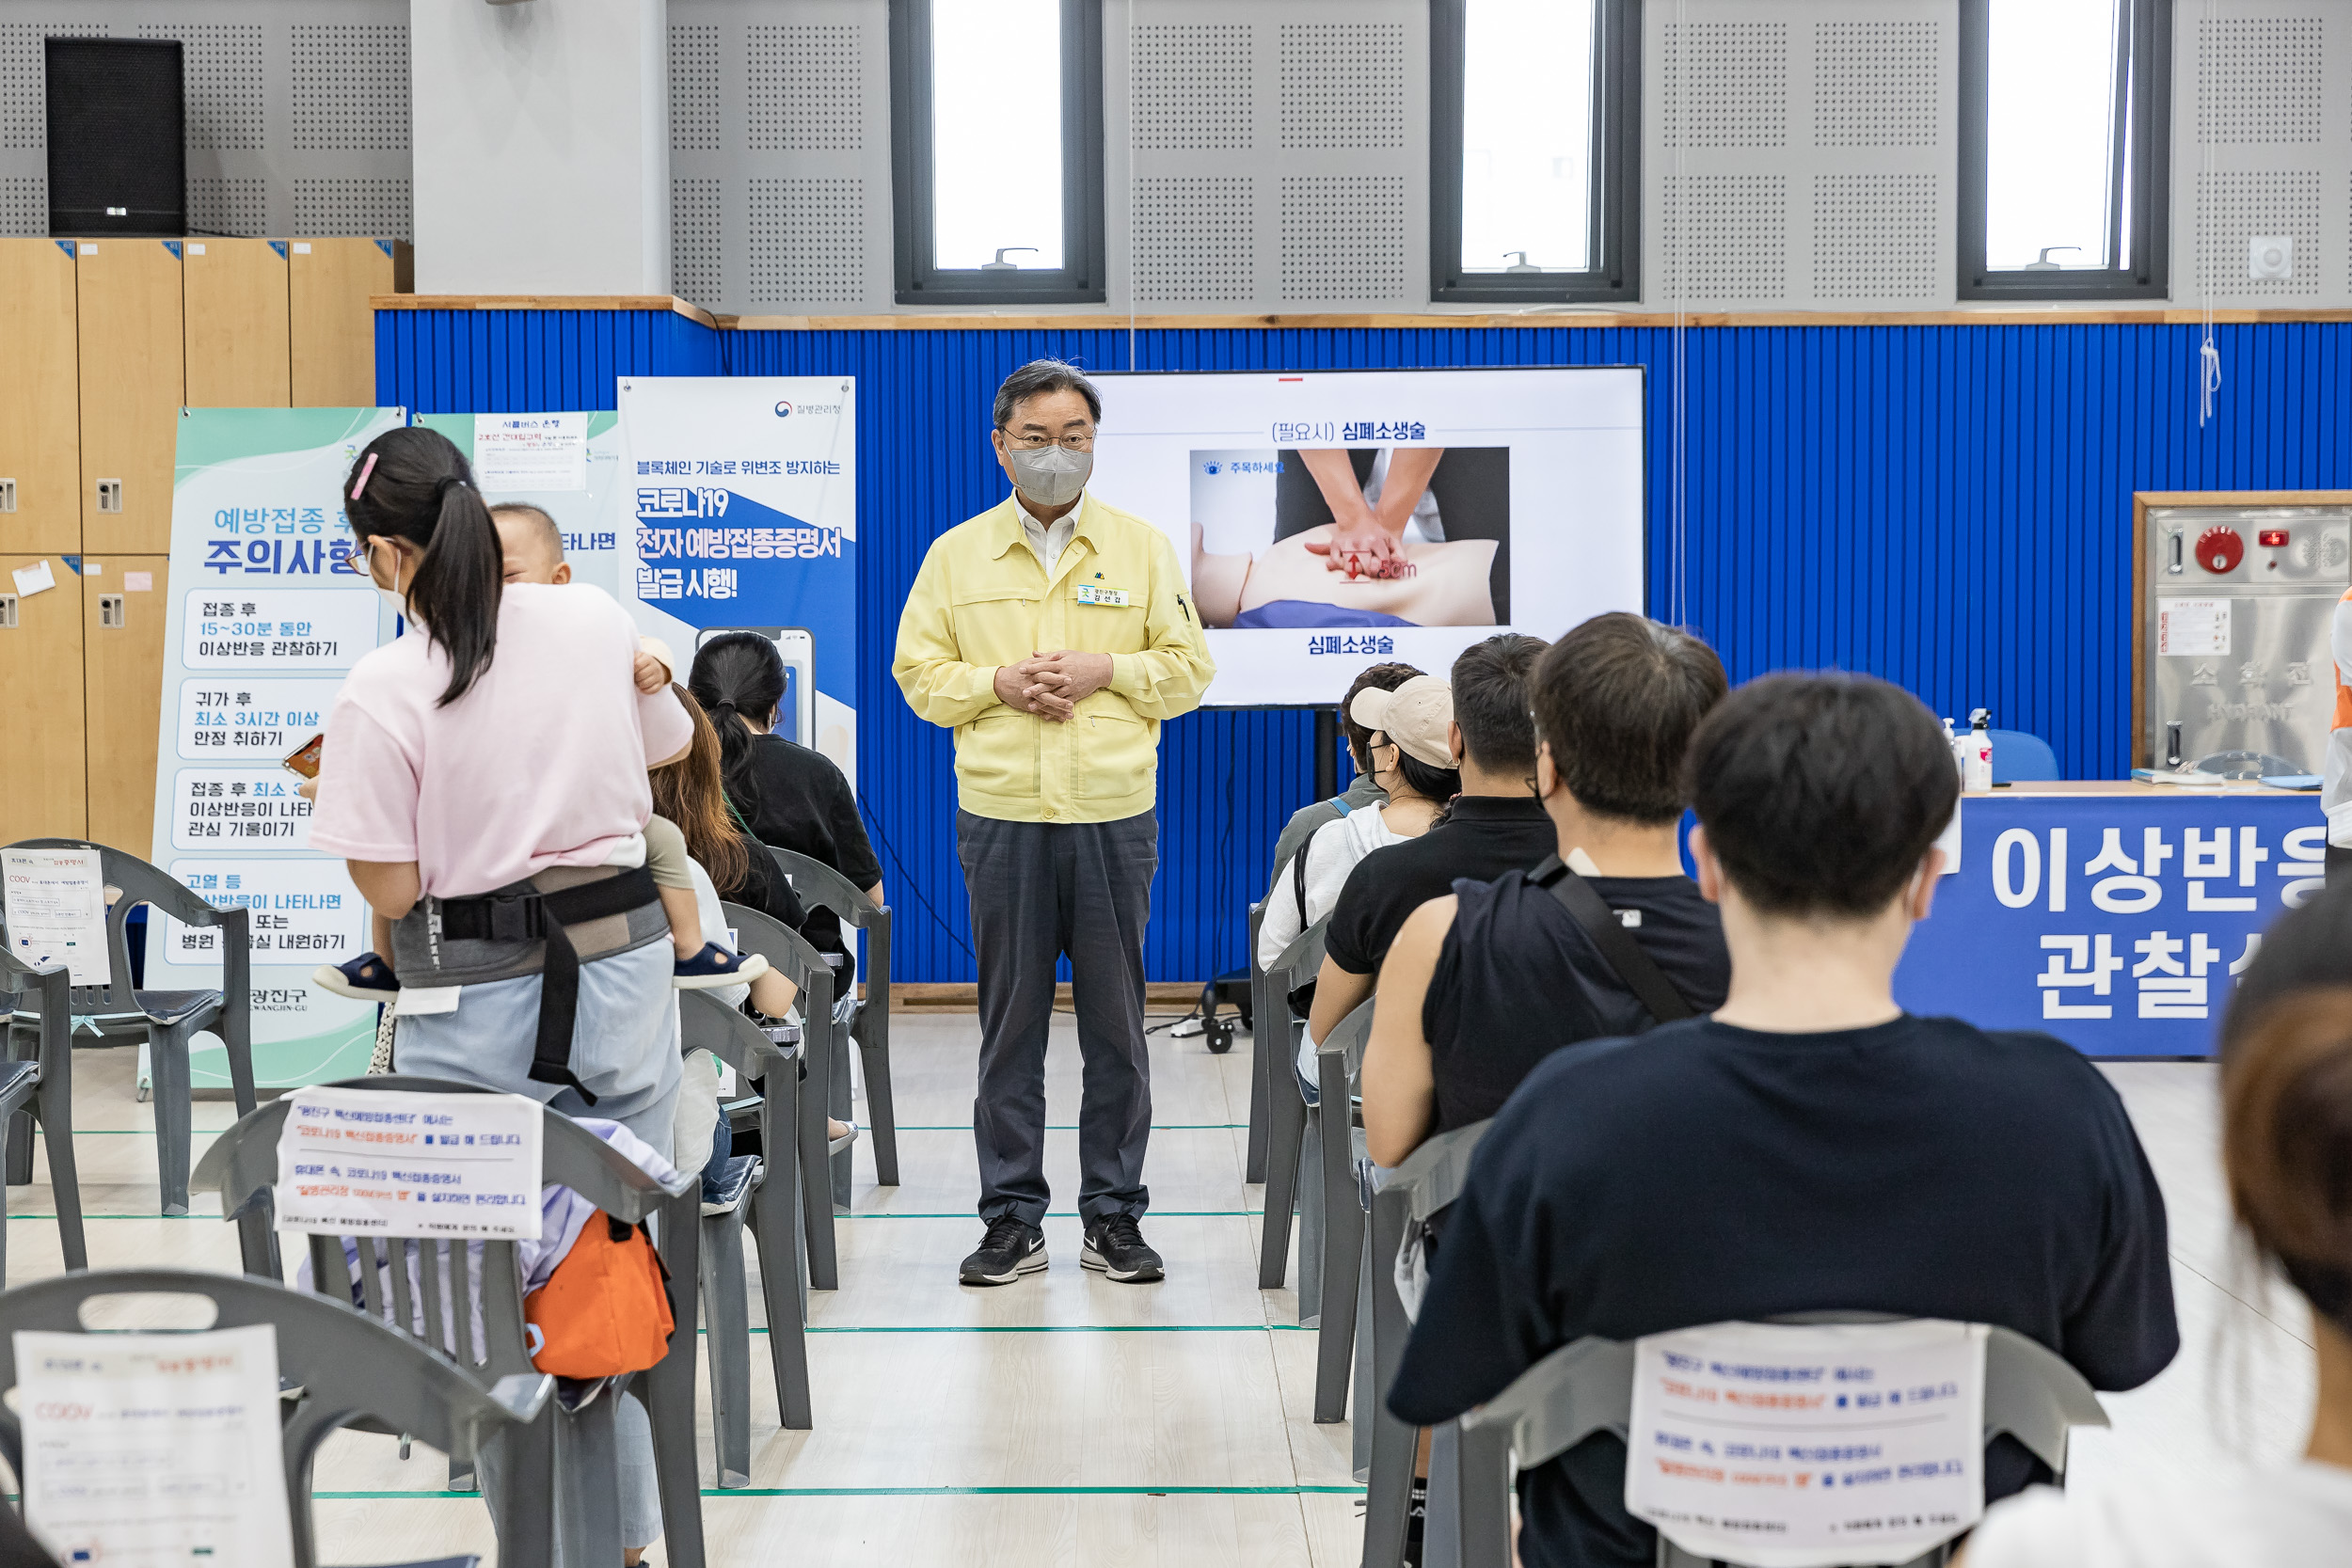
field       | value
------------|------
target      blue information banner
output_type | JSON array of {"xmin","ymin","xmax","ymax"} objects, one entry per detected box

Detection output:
[{"xmin": 1894, "ymin": 791, "xmax": 2329, "ymax": 1058}]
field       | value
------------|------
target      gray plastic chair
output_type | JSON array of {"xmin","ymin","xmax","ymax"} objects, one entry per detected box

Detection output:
[
  {"xmin": 0, "ymin": 958, "xmax": 87, "ymax": 1285},
  {"xmin": 1451, "ymin": 1316, "xmax": 2111, "ymax": 1568},
  {"xmin": 0, "ymin": 1265, "xmax": 553, "ymax": 1568},
  {"xmin": 194, "ymin": 1076, "xmax": 704, "ymax": 1568},
  {"xmin": 1255, "ymin": 913, "xmax": 1330, "ymax": 1300},
  {"xmin": 680, "ymin": 981, "xmax": 816, "ymax": 1486},
  {"xmin": 1309, "ymin": 996, "xmax": 1376, "ymax": 1425},
  {"xmin": 723, "ymin": 898, "xmax": 845, "ymax": 1291},
  {"xmin": 1361, "ymin": 1118, "xmax": 1491, "ymax": 1568},
  {"xmin": 770, "ymin": 846, "xmax": 898, "ymax": 1191},
  {"xmin": 1244, "ymin": 901, "xmax": 1270, "ymax": 1184},
  {"xmin": 3, "ymin": 838, "xmax": 256, "ymax": 1215}
]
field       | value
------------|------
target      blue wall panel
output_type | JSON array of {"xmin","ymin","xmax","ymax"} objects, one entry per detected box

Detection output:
[{"xmin": 375, "ymin": 315, "xmax": 2352, "ymax": 983}]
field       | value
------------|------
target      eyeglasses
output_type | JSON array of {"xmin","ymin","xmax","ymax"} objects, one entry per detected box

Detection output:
[{"xmin": 999, "ymin": 430, "xmax": 1095, "ymax": 451}]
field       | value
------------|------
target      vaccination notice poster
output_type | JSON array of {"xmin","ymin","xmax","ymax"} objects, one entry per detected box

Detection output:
[
  {"xmin": 1089, "ymin": 367, "xmax": 1646, "ymax": 706},
  {"xmin": 417, "ymin": 412, "xmax": 627, "ymax": 598},
  {"xmin": 148, "ymin": 407, "xmax": 405, "ymax": 1089},
  {"xmin": 616, "ymin": 376, "xmax": 859, "ymax": 784}
]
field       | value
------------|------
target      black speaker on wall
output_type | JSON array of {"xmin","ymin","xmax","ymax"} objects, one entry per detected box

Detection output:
[{"xmin": 45, "ymin": 38, "xmax": 184, "ymax": 236}]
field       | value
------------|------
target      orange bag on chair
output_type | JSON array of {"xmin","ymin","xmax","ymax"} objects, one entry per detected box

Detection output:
[{"xmin": 523, "ymin": 1213, "xmax": 677, "ymax": 1377}]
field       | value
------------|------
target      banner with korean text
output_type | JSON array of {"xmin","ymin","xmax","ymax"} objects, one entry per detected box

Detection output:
[
  {"xmin": 615, "ymin": 377, "xmax": 859, "ymax": 783},
  {"xmin": 1895, "ymin": 791, "xmax": 2328, "ymax": 1057},
  {"xmin": 416, "ymin": 412, "xmax": 627, "ymax": 597},
  {"xmin": 148, "ymin": 408, "xmax": 405, "ymax": 1088}
]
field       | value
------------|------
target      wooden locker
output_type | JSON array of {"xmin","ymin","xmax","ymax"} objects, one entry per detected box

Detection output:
[
  {"xmin": 0, "ymin": 240, "xmax": 82, "ymax": 557},
  {"xmin": 184, "ymin": 239, "xmax": 290, "ymax": 407},
  {"xmin": 75, "ymin": 238, "xmax": 184, "ymax": 556},
  {"xmin": 290, "ymin": 238, "xmax": 399, "ymax": 407},
  {"xmin": 0, "ymin": 555, "xmax": 87, "ymax": 843},
  {"xmin": 83, "ymin": 555, "xmax": 168, "ymax": 857}
]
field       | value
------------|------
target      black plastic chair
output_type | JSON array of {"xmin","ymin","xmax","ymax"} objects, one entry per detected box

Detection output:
[
  {"xmin": 769, "ymin": 846, "xmax": 898, "ymax": 1193},
  {"xmin": 3, "ymin": 838, "xmax": 256, "ymax": 1215},
  {"xmin": 1244, "ymin": 901, "xmax": 1270, "ymax": 1183},
  {"xmin": 0, "ymin": 958, "xmax": 87, "ymax": 1284},
  {"xmin": 0, "ymin": 1266, "xmax": 554, "ymax": 1568},
  {"xmin": 195, "ymin": 1076, "xmax": 703, "ymax": 1568},
  {"xmin": 1309, "ymin": 996, "xmax": 1375, "ymax": 1426},
  {"xmin": 723, "ymin": 898, "xmax": 845, "ymax": 1291}
]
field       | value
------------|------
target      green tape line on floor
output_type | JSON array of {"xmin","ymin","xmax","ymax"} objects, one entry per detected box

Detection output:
[{"xmin": 308, "ymin": 1484, "xmax": 1366, "ymax": 1499}]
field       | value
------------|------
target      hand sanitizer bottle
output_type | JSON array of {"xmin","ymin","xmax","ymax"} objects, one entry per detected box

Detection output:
[
  {"xmin": 1944, "ymin": 718, "xmax": 1962, "ymax": 782},
  {"xmin": 1965, "ymin": 709, "xmax": 1994, "ymax": 792}
]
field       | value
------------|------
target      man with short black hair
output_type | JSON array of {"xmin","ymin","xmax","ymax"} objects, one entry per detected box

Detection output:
[
  {"xmin": 1306, "ymin": 634, "xmax": 1551, "ymax": 1046},
  {"xmin": 1390, "ymin": 672, "xmax": 2178, "ymax": 1568},
  {"xmin": 895, "ymin": 358, "xmax": 1215, "ymax": 1289},
  {"xmin": 1360, "ymin": 613, "xmax": 1732, "ymax": 1164}
]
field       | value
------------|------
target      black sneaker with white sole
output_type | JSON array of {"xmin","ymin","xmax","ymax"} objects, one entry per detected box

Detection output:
[
  {"xmin": 1080, "ymin": 1212, "xmax": 1165, "ymax": 1282},
  {"xmin": 959, "ymin": 1214, "xmax": 1047, "ymax": 1286}
]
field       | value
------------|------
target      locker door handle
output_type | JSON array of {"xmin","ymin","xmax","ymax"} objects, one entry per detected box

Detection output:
[
  {"xmin": 2165, "ymin": 721, "xmax": 2184, "ymax": 768},
  {"xmin": 0, "ymin": 594, "xmax": 15, "ymax": 629},
  {"xmin": 2168, "ymin": 533, "xmax": 2184, "ymax": 573},
  {"xmin": 99, "ymin": 594, "xmax": 126, "ymax": 628}
]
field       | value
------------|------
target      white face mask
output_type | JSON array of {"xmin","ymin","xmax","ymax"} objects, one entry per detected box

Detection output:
[
  {"xmin": 1006, "ymin": 442, "xmax": 1092, "ymax": 508},
  {"xmin": 370, "ymin": 537, "xmax": 416, "ymax": 627}
]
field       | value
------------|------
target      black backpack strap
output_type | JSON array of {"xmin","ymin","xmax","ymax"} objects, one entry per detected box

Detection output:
[{"xmin": 1529, "ymin": 855, "xmax": 1696, "ymax": 1025}]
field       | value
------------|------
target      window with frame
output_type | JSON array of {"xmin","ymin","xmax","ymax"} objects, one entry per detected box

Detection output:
[
  {"xmin": 888, "ymin": 0, "xmax": 1105, "ymax": 305},
  {"xmin": 1429, "ymin": 0, "xmax": 1640, "ymax": 305},
  {"xmin": 1959, "ymin": 0, "xmax": 2169, "ymax": 300}
]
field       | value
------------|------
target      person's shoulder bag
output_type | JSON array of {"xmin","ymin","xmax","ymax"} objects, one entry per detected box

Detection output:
[{"xmin": 1527, "ymin": 854, "xmax": 1696, "ymax": 1025}]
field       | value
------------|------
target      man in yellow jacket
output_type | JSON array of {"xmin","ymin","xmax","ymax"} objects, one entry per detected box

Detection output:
[{"xmin": 894, "ymin": 359, "xmax": 1216, "ymax": 1287}]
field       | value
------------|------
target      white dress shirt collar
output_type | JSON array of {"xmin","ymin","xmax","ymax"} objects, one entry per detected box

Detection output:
[{"xmin": 1012, "ymin": 490, "xmax": 1083, "ymax": 577}]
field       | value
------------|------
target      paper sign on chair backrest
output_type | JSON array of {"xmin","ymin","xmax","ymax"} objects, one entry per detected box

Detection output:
[
  {"xmin": 1624, "ymin": 1319, "xmax": 1988, "ymax": 1568},
  {"xmin": 274, "ymin": 1086, "xmax": 545, "ymax": 1241},
  {"xmin": 16, "ymin": 1323, "xmax": 295, "ymax": 1568},
  {"xmin": 2, "ymin": 847, "xmax": 111, "ymax": 987}
]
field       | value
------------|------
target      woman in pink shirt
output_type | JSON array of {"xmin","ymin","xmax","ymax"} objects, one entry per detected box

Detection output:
[{"xmin": 310, "ymin": 426, "xmax": 694, "ymax": 1143}]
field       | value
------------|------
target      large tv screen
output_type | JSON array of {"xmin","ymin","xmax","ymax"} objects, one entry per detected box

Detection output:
[{"xmin": 1089, "ymin": 367, "xmax": 1646, "ymax": 706}]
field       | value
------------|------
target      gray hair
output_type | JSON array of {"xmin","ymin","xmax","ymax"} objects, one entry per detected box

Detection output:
[{"xmin": 992, "ymin": 358, "xmax": 1103, "ymax": 430}]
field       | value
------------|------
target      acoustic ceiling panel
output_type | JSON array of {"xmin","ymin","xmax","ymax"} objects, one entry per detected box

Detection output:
[
  {"xmin": 0, "ymin": 20, "xmax": 108, "ymax": 151},
  {"xmin": 1134, "ymin": 175, "xmax": 1254, "ymax": 303},
  {"xmin": 1134, "ymin": 23, "xmax": 1253, "ymax": 150},
  {"xmin": 1277, "ymin": 23, "xmax": 1405, "ymax": 150},
  {"xmin": 1660, "ymin": 174, "xmax": 1790, "ymax": 301},
  {"xmin": 1278, "ymin": 173, "xmax": 1406, "ymax": 300},
  {"xmin": 748, "ymin": 175, "xmax": 866, "ymax": 306},
  {"xmin": 671, "ymin": 24, "xmax": 722, "ymax": 153},
  {"xmin": 1813, "ymin": 18, "xmax": 1938, "ymax": 148},
  {"xmin": 135, "ymin": 22, "xmax": 263, "ymax": 151},
  {"xmin": 2197, "ymin": 14, "xmax": 2326, "ymax": 144},
  {"xmin": 672, "ymin": 176, "xmax": 724, "ymax": 306},
  {"xmin": 1662, "ymin": 21, "xmax": 1791, "ymax": 149},
  {"xmin": 1812, "ymin": 171, "xmax": 1939, "ymax": 300},
  {"xmin": 748, "ymin": 24, "xmax": 863, "ymax": 152}
]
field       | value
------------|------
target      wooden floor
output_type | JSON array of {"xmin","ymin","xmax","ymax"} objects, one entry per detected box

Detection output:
[{"xmin": 0, "ymin": 1026, "xmax": 2319, "ymax": 1565}]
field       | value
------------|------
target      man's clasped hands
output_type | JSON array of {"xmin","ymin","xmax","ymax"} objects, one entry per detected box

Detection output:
[{"xmin": 993, "ymin": 650, "xmax": 1116, "ymax": 721}]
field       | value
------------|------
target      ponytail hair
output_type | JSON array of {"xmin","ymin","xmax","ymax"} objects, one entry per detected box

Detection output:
[
  {"xmin": 342, "ymin": 427, "xmax": 504, "ymax": 706},
  {"xmin": 689, "ymin": 630, "xmax": 788, "ymax": 822}
]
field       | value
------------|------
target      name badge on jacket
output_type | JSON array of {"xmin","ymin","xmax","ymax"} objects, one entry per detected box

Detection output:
[{"xmin": 1075, "ymin": 584, "xmax": 1132, "ymax": 607}]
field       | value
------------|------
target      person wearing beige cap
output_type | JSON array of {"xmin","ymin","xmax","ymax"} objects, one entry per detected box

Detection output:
[{"xmin": 1256, "ymin": 674, "xmax": 1462, "ymax": 973}]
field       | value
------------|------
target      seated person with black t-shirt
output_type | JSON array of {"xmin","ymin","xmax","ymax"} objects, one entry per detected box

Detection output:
[
  {"xmin": 1305, "ymin": 634, "xmax": 1553, "ymax": 1049},
  {"xmin": 1389, "ymin": 672, "xmax": 2179, "ymax": 1568},
  {"xmin": 691, "ymin": 631, "xmax": 885, "ymax": 979},
  {"xmin": 1361, "ymin": 613, "xmax": 1732, "ymax": 1165}
]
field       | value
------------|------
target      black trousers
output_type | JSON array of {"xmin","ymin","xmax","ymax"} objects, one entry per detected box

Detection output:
[{"xmin": 956, "ymin": 810, "xmax": 1158, "ymax": 1226}]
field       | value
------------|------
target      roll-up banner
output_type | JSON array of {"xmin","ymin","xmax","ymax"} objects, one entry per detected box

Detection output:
[
  {"xmin": 149, "ymin": 408, "xmax": 405, "ymax": 1089},
  {"xmin": 616, "ymin": 377, "xmax": 859, "ymax": 784}
]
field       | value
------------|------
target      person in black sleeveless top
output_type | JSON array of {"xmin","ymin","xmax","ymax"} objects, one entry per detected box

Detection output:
[{"xmin": 1361, "ymin": 613, "xmax": 1732, "ymax": 1165}]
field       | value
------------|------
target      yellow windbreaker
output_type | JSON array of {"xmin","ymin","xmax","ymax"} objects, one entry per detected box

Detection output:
[{"xmin": 892, "ymin": 493, "xmax": 1216, "ymax": 823}]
